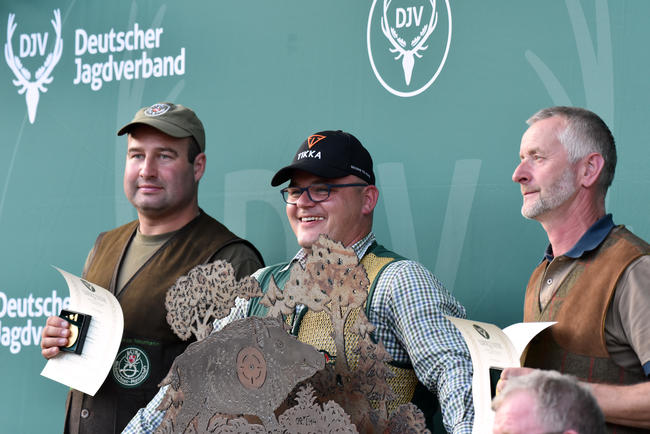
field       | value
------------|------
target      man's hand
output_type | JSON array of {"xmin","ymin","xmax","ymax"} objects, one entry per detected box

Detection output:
[
  {"xmin": 496, "ymin": 367, "xmax": 535, "ymax": 394},
  {"xmin": 40, "ymin": 316, "xmax": 70, "ymax": 359}
]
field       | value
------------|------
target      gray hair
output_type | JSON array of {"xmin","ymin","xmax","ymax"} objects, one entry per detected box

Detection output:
[
  {"xmin": 492, "ymin": 370, "xmax": 606, "ymax": 434},
  {"xmin": 527, "ymin": 106, "xmax": 617, "ymax": 196}
]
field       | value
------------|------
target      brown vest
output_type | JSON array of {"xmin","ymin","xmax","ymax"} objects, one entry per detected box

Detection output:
[
  {"xmin": 65, "ymin": 211, "xmax": 252, "ymax": 434},
  {"xmin": 523, "ymin": 226, "xmax": 649, "ymax": 434}
]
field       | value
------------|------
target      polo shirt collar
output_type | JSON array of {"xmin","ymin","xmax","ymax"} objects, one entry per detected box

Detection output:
[{"xmin": 544, "ymin": 214, "xmax": 614, "ymax": 262}]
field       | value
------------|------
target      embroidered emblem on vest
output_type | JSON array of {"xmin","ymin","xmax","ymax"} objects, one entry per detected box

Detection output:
[
  {"xmin": 320, "ymin": 349, "xmax": 335, "ymax": 364},
  {"xmin": 111, "ymin": 346, "xmax": 150, "ymax": 388}
]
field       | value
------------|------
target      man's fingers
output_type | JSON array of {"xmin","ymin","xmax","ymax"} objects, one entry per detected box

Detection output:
[
  {"xmin": 46, "ymin": 316, "xmax": 69, "ymax": 328},
  {"xmin": 41, "ymin": 344, "xmax": 62, "ymax": 359},
  {"xmin": 41, "ymin": 336, "xmax": 69, "ymax": 349},
  {"xmin": 40, "ymin": 316, "xmax": 72, "ymax": 358},
  {"xmin": 495, "ymin": 378, "xmax": 503, "ymax": 395},
  {"xmin": 497, "ymin": 367, "xmax": 538, "ymax": 394},
  {"xmin": 40, "ymin": 325, "xmax": 70, "ymax": 350},
  {"xmin": 501, "ymin": 367, "xmax": 533, "ymax": 379},
  {"xmin": 41, "ymin": 325, "xmax": 70, "ymax": 341}
]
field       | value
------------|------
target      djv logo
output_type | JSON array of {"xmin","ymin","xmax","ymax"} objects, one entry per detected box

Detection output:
[
  {"xmin": 367, "ymin": 0, "xmax": 452, "ymax": 97},
  {"xmin": 4, "ymin": 9, "xmax": 63, "ymax": 124}
]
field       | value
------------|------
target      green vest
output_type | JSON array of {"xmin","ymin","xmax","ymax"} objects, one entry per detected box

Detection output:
[
  {"xmin": 248, "ymin": 242, "xmax": 438, "ymax": 424},
  {"xmin": 524, "ymin": 226, "xmax": 649, "ymax": 434},
  {"xmin": 65, "ymin": 211, "xmax": 260, "ymax": 434}
]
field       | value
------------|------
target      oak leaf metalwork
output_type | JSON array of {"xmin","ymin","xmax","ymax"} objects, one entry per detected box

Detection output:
[{"xmin": 165, "ymin": 260, "xmax": 262, "ymax": 341}]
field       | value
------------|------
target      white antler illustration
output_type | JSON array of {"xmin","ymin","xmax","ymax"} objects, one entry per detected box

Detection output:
[
  {"xmin": 4, "ymin": 9, "xmax": 63, "ymax": 124},
  {"xmin": 381, "ymin": 0, "xmax": 437, "ymax": 86}
]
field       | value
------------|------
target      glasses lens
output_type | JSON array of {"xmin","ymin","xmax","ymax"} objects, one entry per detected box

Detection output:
[
  {"xmin": 308, "ymin": 184, "xmax": 330, "ymax": 202},
  {"xmin": 282, "ymin": 187, "xmax": 302, "ymax": 203}
]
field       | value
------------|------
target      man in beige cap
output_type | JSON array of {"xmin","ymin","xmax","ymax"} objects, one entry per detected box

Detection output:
[{"xmin": 39, "ymin": 102, "xmax": 263, "ymax": 434}]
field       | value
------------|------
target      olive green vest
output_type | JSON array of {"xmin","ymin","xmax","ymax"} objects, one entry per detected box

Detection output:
[
  {"xmin": 248, "ymin": 242, "xmax": 437, "ymax": 424},
  {"xmin": 524, "ymin": 226, "xmax": 649, "ymax": 434},
  {"xmin": 65, "ymin": 211, "xmax": 259, "ymax": 434}
]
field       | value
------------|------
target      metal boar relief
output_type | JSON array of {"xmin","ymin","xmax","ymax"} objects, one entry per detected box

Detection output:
[
  {"xmin": 160, "ymin": 259, "xmax": 355, "ymax": 433},
  {"xmin": 155, "ymin": 316, "xmax": 334, "ymax": 433},
  {"xmin": 159, "ymin": 238, "xmax": 428, "ymax": 433}
]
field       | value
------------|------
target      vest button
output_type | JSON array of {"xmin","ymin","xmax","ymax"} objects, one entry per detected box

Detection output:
[
  {"xmin": 80, "ymin": 409, "xmax": 89, "ymax": 419},
  {"xmin": 546, "ymin": 278, "xmax": 553, "ymax": 285}
]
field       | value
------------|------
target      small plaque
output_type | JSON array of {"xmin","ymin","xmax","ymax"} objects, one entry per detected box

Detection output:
[{"xmin": 58, "ymin": 310, "xmax": 91, "ymax": 354}]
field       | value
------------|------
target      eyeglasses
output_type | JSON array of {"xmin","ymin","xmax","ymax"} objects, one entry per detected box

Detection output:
[{"xmin": 281, "ymin": 183, "xmax": 369, "ymax": 204}]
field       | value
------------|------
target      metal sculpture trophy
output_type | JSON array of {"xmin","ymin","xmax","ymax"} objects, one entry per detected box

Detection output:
[{"xmin": 157, "ymin": 236, "xmax": 429, "ymax": 433}]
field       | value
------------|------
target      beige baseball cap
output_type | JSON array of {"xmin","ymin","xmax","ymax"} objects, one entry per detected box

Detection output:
[{"xmin": 117, "ymin": 102, "xmax": 205, "ymax": 152}]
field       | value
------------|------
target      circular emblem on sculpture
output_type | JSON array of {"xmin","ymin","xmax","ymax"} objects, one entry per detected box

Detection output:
[
  {"xmin": 111, "ymin": 346, "xmax": 150, "ymax": 388},
  {"xmin": 145, "ymin": 103, "xmax": 170, "ymax": 117},
  {"xmin": 237, "ymin": 346, "xmax": 267, "ymax": 389}
]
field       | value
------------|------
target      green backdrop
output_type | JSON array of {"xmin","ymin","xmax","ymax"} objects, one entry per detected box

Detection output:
[{"xmin": 0, "ymin": 1, "xmax": 648, "ymax": 431}]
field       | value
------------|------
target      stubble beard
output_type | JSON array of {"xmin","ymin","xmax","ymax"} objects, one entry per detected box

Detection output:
[{"xmin": 521, "ymin": 167, "xmax": 577, "ymax": 219}]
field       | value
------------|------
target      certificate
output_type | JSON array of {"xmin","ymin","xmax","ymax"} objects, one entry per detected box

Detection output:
[
  {"xmin": 41, "ymin": 267, "xmax": 123, "ymax": 396},
  {"xmin": 446, "ymin": 316, "xmax": 554, "ymax": 432}
]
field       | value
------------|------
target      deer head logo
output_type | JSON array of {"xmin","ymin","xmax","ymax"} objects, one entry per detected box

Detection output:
[
  {"xmin": 381, "ymin": 0, "xmax": 438, "ymax": 86},
  {"xmin": 367, "ymin": 0, "xmax": 452, "ymax": 97},
  {"xmin": 4, "ymin": 9, "xmax": 63, "ymax": 124}
]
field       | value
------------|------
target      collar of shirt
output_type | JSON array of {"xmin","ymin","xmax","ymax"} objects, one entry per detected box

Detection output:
[
  {"xmin": 543, "ymin": 214, "xmax": 615, "ymax": 262},
  {"xmin": 282, "ymin": 232, "xmax": 376, "ymax": 271}
]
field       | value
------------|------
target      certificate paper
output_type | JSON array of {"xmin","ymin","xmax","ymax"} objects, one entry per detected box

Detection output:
[
  {"xmin": 446, "ymin": 316, "xmax": 554, "ymax": 433},
  {"xmin": 41, "ymin": 267, "xmax": 123, "ymax": 396}
]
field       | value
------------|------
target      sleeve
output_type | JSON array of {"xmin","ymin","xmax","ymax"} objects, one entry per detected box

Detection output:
[
  {"xmin": 611, "ymin": 255, "xmax": 650, "ymax": 376},
  {"xmin": 209, "ymin": 241, "xmax": 263, "ymax": 280},
  {"xmin": 373, "ymin": 260, "xmax": 474, "ymax": 434},
  {"xmin": 121, "ymin": 385, "xmax": 169, "ymax": 434}
]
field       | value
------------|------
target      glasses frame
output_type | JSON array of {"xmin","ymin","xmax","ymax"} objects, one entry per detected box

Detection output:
[{"xmin": 281, "ymin": 182, "xmax": 369, "ymax": 204}]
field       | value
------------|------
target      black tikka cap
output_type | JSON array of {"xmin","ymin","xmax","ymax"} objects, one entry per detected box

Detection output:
[{"xmin": 271, "ymin": 130, "xmax": 375, "ymax": 186}]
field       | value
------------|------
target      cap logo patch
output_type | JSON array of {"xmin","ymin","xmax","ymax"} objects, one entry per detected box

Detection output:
[
  {"xmin": 307, "ymin": 134, "xmax": 326, "ymax": 148},
  {"xmin": 145, "ymin": 103, "xmax": 171, "ymax": 117},
  {"xmin": 296, "ymin": 150, "xmax": 322, "ymax": 160}
]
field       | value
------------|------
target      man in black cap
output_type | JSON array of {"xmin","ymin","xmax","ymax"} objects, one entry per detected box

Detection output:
[
  {"xmin": 39, "ymin": 102, "xmax": 263, "ymax": 434},
  {"xmin": 125, "ymin": 130, "xmax": 474, "ymax": 433}
]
